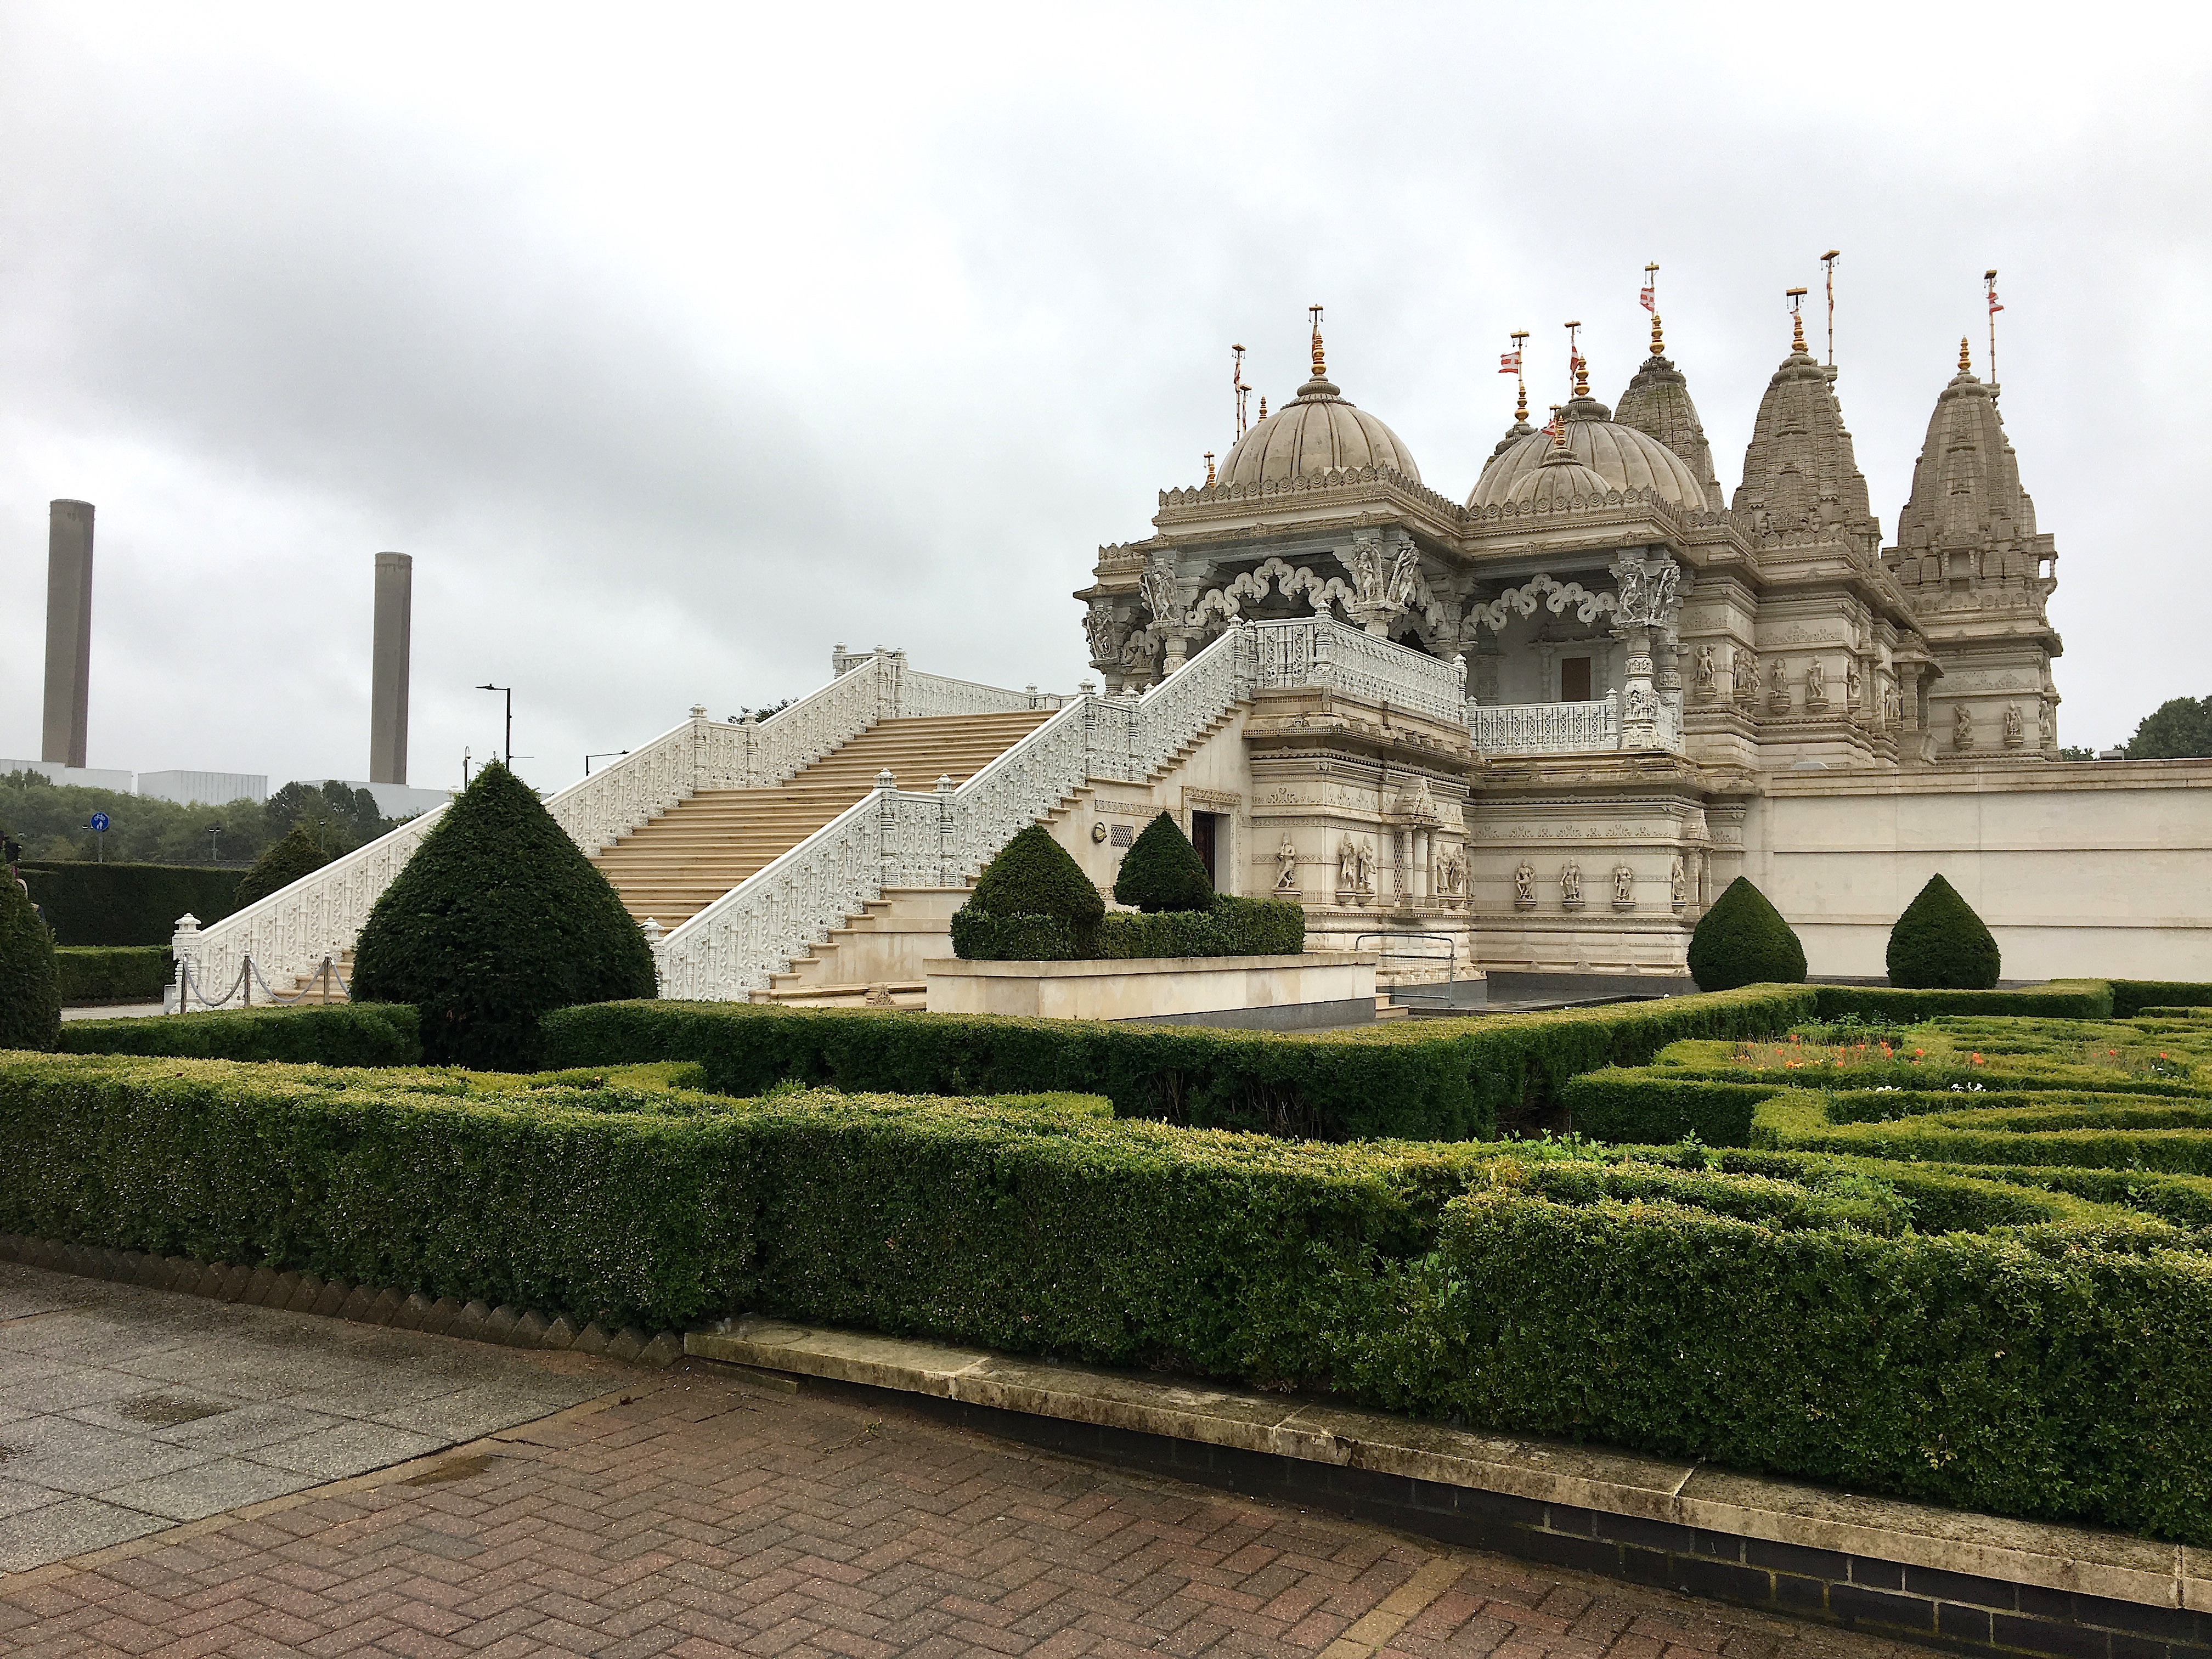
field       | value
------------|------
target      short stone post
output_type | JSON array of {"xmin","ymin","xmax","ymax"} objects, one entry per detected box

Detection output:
[
  {"xmin": 876, "ymin": 770, "xmax": 899, "ymax": 888},
  {"xmin": 640, "ymin": 917, "xmax": 665, "ymax": 993},
  {"xmin": 169, "ymin": 913, "xmax": 200, "ymax": 1014},
  {"xmin": 687, "ymin": 706, "xmax": 709, "ymax": 796},
  {"xmin": 935, "ymin": 775, "xmax": 958, "ymax": 887}
]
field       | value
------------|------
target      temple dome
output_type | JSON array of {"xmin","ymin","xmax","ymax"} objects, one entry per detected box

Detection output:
[
  {"xmin": 1504, "ymin": 442, "xmax": 1612, "ymax": 508},
  {"xmin": 1216, "ymin": 369, "xmax": 1420, "ymax": 488},
  {"xmin": 1613, "ymin": 321, "xmax": 1724, "ymax": 511},
  {"xmin": 1469, "ymin": 396, "xmax": 1707, "ymax": 510}
]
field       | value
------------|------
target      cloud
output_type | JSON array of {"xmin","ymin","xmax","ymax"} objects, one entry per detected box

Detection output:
[{"xmin": 1, "ymin": 0, "xmax": 2206, "ymax": 793}]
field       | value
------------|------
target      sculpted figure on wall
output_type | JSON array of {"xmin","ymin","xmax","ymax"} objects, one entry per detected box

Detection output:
[
  {"xmin": 1847, "ymin": 662, "xmax": 1863, "ymax": 708},
  {"xmin": 2038, "ymin": 701, "xmax": 2054, "ymax": 748},
  {"xmin": 1611, "ymin": 863, "xmax": 1635, "ymax": 907},
  {"xmin": 1560, "ymin": 861, "xmax": 1583, "ymax": 908},
  {"xmin": 1694, "ymin": 645, "xmax": 1716, "ymax": 695},
  {"xmin": 1735, "ymin": 650, "xmax": 1760, "ymax": 706},
  {"xmin": 1514, "ymin": 860, "xmax": 1537, "ymax": 909},
  {"xmin": 1805, "ymin": 658, "xmax": 1827, "ymax": 708},
  {"xmin": 1082, "ymin": 600, "xmax": 1126, "ymax": 665},
  {"xmin": 1669, "ymin": 857, "xmax": 1686, "ymax": 907},
  {"xmin": 2005, "ymin": 703, "xmax": 2025, "ymax": 748},
  {"xmin": 1955, "ymin": 704, "xmax": 1975, "ymax": 750},
  {"xmin": 1138, "ymin": 553, "xmax": 1183, "ymax": 630},
  {"xmin": 1338, "ymin": 836, "xmax": 1360, "ymax": 903},
  {"xmin": 1768, "ymin": 658, "xmax": 1791, "ymax": 714},
  {"xmin": 1886, "ymin": 684, "xmax": 1904, "ymax": 729},
  {"xmin": 1276, "ymin": 837, "xmax": 1300, "ymax": 893}
]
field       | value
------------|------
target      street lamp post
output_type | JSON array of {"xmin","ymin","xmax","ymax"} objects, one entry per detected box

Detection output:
[
  {"xmin": 476, "ymin": 683, "xmax": 513, "ymax": 768},
  {"xmin": 206, "ymin": 825, "xmax": 222, "ymax": 863}
]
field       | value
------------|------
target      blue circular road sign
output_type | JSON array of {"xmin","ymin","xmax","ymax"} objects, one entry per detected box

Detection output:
[{"xmin": 89, "ymin": 812, "xmax": 110, "ymax": 832}]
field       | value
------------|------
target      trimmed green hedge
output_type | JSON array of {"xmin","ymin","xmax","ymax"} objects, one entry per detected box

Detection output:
[
  {"xmin": 0, "ymin": 873, "xmax": 60, "ymax": 1051},
  {"xmin": 1114, "ymin": 811, "xmax": 1214, "ymax": 913},
  {"xmin": 5, "ymin": 1048, "xmax": 2211, "ymax": 1544},
  {"xmin": 53, "ymin": 1004, "xmax": 422, "ymax": 1066},
  {"xmin": 1812, "ymin": 981, "xmax": 2114, "ymax": 1020},
  {"xmin": 542, "ymin": 984, "xmax": 1815, "ymax": 1142},
  {"xmin": 1561, "ymin": 1070, "xmax": 1778, "ymax": 1146},
  {"xmin": 18, "ymin": 862, "xmax": 240, "ymax": 946},
  {"xmin": 952, "ymin": 894, "xmax": 1304, "ymax": 962},
  {"xmin": 2114, "ymin": 981, "xmax": 2212, "ymax": 1018},
  {"xmin": 1688, "ymin": 877, "xmax": 1805, "ymax": 991},
  {"xmin": 55, "ymin": 946, "xmax": 171, "ymax": 1006}
]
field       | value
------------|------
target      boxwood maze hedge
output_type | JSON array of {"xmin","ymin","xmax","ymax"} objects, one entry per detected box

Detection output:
[
  {"xmin": 3, "ymin": 1047, "xmax": 2212, "ymax": 1545},
  {"xmin": 52, "ymin": 1003, "xmax": 422, "ymax": 1066},
  {"xmin": 54, "ymin": 946, "xmax": 172, "ymax": 1006},
  {"xmin": 541, "ymin": 984, "xmax": 1816, "ymax": 1142}
]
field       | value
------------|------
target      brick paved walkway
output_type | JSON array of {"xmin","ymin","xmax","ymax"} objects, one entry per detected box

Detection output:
[{"xmin": 0, "ymin": 1356, "xmax": 1932, "ymax": 1659}]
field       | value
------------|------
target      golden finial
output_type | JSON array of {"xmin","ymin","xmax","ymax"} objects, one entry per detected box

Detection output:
[
  {"xmin": 1509, "ymin": 328, "xmax": 1529, "ymax": 423},
  {"xmin": 1651, "ymin": 313, "xmax": 1664, "ymax": 357},
  {"xmin": 1257, "ymin": 394, "xmax": 1267, "ymax": 420},
  {"xmin": 1959, "ymin": 336, "xmax": 1973, "ymax": 375},
  {"xmin": 1308, "ymin": 303, "xmax": 1326, "ymax": 381},
  {"xmin": 1515, "ymin": 377, "xmax": 1528, "ymax": 424},
  {"xmin": 1564, "ymin": 320, "xmax": 1584, "ymax": 399},
  {"xmin": 1641, "ymin": 262, "xmax": 1662, "ymax": 357},
  {"xmin": 1549, "ymin": 405, "xmax": 1567, "ymax": 448},
  {"xmin": 1573, "ymin": 352, "xmax": 1589, "ymax": 400},
  {"xmin": 1786, "ymin": 287, "xmax": 1809, "ymax": 354},
  {"xmin": 1204, "ymin": 451, "xmax": 1216, "ymax": 486}
]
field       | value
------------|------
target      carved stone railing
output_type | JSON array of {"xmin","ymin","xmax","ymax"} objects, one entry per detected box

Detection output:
[
  {"xmin": 660, "ymin": 619, "xmax": 1464, "ymax": 998},
  {"xmin": 1469, "ymin": 696, "xmax": 1622, "ymax": 755},
  {"xmin": 174, "ymin": 808, "xmax": 444, "ymax": 998},
  {"xmin": 179, "ymin": 647, "xmax": 1041, "ymax": 995}
]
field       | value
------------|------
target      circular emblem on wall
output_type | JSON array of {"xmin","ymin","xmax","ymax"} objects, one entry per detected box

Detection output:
[{"xmin": 1091, "ymin": 821, "xmax": 1107, "ymax": 843}]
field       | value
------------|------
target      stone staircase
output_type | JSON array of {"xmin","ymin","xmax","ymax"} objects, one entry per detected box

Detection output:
[
  {"xmin": 266, "ymin": 952, "xmax": 354, "ymax": 1005},
  {"xmin": 592, "ymin": 713, "xmax": 1053, "ymax": 933},
  {"xmin": 756, "ymin": 704, "xmax": 1247, "ymax": 1008}
]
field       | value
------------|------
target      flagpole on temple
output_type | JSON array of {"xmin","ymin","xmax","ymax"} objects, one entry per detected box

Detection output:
[
  {"xmin": 1985, "ymin": 269, "xmax": 2003, "ymax": 396},
  {"xmin": 1232, "ymin": 344, "xmax": 1250, "ymax": 438},
  {"xmin": 1640, "ymin": 263, "xmax": 1659, "ymax": 356},
  {"xmin": 1821, "ymin": 250, "xmax": 1840, "ymax": 367},
  {"xmin": 1564, "ymin": 319, "xmax": 1582, "ymax": 402},
  {"xmin": 1501, "ymin": 329, "xmax": 1530, "ymax": 424}
]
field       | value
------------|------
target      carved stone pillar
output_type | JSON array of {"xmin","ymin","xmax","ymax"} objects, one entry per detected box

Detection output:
[{"xmin": 1615, "ymin": 622, "xmax": 1660, "ymax": 749}]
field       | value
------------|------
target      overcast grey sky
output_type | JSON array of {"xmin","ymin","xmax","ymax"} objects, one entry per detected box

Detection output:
[{"xmin": 2, "ymin": 2, "xmax": 2205, "ymax": 793}]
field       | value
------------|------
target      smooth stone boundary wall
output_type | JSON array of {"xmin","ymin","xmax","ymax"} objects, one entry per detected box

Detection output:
[
  {"xmin": 924, "ymin": 951, "xmax": 1377, "ymax": 1019},
  {"xmin": 0, "ymin": 1233, "xmax": 683, "ymax": 1368},
  {"xmin": 690, "ymin": 1316, "xmax": 2212, "ymax": 1659}
]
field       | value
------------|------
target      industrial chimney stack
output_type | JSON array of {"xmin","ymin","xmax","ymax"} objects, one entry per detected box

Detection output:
[
  {"xmin": 41, "ymin": 500, "xmax": 94, "ymax": 769},
  {"xmin": 369, "ymin": 551, "xmax": 413, "ymax": 785}
]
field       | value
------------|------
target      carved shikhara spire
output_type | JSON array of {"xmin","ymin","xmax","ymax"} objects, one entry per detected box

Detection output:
[
  {"xmin": 1614, "ymin": 306, "xmax": 1721, "ymax": 509},
  {"xmin": 1733, "ymin": 322, "xmax": 1878, "ymax": 543},
  {"xmin": 1891, "ymin": 334, "xmax": 2051, "ymax": 609}
]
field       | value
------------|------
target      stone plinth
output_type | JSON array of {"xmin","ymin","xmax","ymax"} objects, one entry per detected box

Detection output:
[{"xmin": 924, "ymin": 953, "xmax": 1375, "ymax": 1022}]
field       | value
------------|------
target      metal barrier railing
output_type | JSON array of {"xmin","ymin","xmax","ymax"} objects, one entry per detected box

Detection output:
[{"xmin": 172, "ymin": 954, "xmax": 349, "ymax": 1013}]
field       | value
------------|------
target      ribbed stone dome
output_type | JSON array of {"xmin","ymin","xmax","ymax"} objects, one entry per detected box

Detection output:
[
  {"xmin": 1469, "ymin": 398, "xmax": 1707, "ymax": 510},
  {"xmin": 1217, "ymin": 370, "xmax": 1420, "ymax": 488},
  {"xmin": 1504, "ymin": 443, "xmax": 1613, "ymax": 508}
]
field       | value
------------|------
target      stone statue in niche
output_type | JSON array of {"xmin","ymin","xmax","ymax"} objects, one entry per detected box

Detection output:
[
  {"xmin": 1513, "ymin": 861, "xmax": 1537, "ymax": 910},
  {"xmin": 1955, "ymin": 704, "xmax": 1975, "ymax": 750},
  {"xmin": 1611, "ymin": 864, "xmax": 1635, "ymax": 909},
  {"xmin": 1337, "ymin": 836, "xmax": 1361, "ymax": 904},
  {"xmin": 1276, "ymin": 837, "xmax": 1300, "ymax": 893},
  {"xmin": 1560, "ymin": 861, "xmax": 1583, "ymax": 910},
  {"xmin": 1804, "ymin": 658, "xmax": 1827, "ymax": 708},
  {"xmin": 1886, "ymin": 685, "xmax": 1904, "ymax": 729},
  {"xmin": 1356, "ymin": 840, "xmax": 1374, "ymax": 897},
  {"xmin": 2038, "ymin": 702, "xmax": 2054, "ymax": 747},
  {"xmin": 1847, "ymin": 662, "xmax": 1863, "ymax": 708},
  {"xmin": 2005, "ymin": 703, "xmax": 2025, "ymax": 748},
  {"xmin": 1439, "ymin": 850, "xmax": 1465, "ymax": 905},
  {"xmin": 1669, "ymin": 857, "xmax": 1686, "ymax": 909},
  {"xmin": 1694, "ymin": 645, "xmax": 1717, "ymax": 696},
  {"xmin": 1735, "ymin": 649, "xmax": 1760, "ymax": 706},
  {"xmin": 1768, "ymin": 658, "xmax": 1791, "ymax": 714}
]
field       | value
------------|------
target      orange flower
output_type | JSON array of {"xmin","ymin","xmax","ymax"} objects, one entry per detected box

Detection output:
[{"xmin": 1971, "ymin": 1053, "xmax": 1983, "ymax": 1064}]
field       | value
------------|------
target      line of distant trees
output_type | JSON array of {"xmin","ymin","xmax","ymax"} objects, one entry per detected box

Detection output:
[
  {"xmin": 2121, "ymin": 695, "xmax": 2212, "ymax": 759},
  {"xmin": 1, "ymin": 772, "xmax": 410, "ymax": 866}
]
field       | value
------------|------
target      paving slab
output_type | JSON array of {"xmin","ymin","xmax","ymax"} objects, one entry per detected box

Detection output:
[{"xmin": 0, "ymin": 1261, "xmax": 625, "ymax": 1573}]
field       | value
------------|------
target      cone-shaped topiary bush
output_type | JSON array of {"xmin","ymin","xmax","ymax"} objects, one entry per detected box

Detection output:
[
  {"xmin": 351, "ymin": 761, "xmax": 656, "ymax": 1069},
  {"xmin": 964, "ymin": 825, "xmax": 1104, "ymax": 926},
  {"xmin": 1114, "ymin": 812, "xmax": 1215, "ymax": 915},
  {"xmin": 951, "ymin": 824, "xmax": 1103, "ymax": 960},
  {"xmin": 234, "ymin": 822, "xmax": 331, "ymax": 910},
  {"xmin": 1686, "ymin": 876, "xmax": 1807, "ymax": 992},
  {"xmin": 1886, "ymin": 873, "xmax": 2001, "ymax": 989},
  {"xmin": 0, "ymin": 873, "xmax": 61, "ymax": 1051}
]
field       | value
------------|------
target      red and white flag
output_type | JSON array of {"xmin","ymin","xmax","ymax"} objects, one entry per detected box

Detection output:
[
  {"xmin": 1988, "ymin": 287, "xmax": 2004, "ymax": 315},
  {"xmin": 1639, "ymin": 285, "xmax": 1655, "ymax": 313},
  {"xmin": 1499, "ymin": 349, "xmax": 1522, "ymax": 374}
]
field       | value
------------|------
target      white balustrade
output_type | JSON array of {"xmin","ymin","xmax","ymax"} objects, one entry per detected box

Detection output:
[
  {"xmin": 188, "ymin": 622, "xmax": 1469, "ymax": 1004},
  {"xmin": 1468, "ymin": 695, "xmax": 1623, "ymax": 755}
]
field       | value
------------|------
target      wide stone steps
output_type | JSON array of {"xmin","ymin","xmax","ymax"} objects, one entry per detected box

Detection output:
[{"xmin": 593, "ymin": 712, "xmax": 1053, "ymax": 929}]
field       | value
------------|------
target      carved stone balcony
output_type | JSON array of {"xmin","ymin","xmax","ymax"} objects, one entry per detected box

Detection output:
[{"xmin": 1467, "ymin": 694, "xmax": 1684, "ymax": 757}]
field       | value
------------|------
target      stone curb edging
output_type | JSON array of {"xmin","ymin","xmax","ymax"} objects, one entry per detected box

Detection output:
[
  {"xmin": 691, "ymin": 1317, "xmax": 2212, "ymax": 1659},
  {"xmin": 0, "ymin": 1234, "xmax": 684, "ymax": 1368}
]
